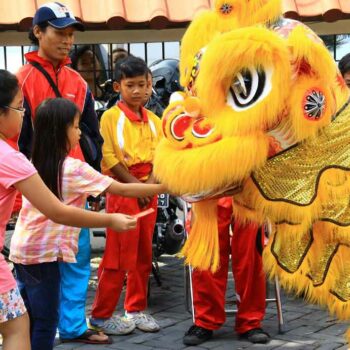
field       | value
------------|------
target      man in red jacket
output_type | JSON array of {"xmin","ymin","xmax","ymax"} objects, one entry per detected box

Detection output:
[{"xmin": 17, "ymin": 5, "xmax": 102, "ymax": 166}]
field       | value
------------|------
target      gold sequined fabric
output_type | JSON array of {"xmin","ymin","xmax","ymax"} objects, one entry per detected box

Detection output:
[
  {"xmin": 307, "ymin": 242, "xmax": 338, "ymax": 286},
  {"xmin": 267, "ymin": 223, "xmax": 350, "ymax": 302},
  {"xmin": 321, "ymin": 196, "xmax": 350, "ymax": 225},
  {"xmin": 331, "ymin": 265, "xmax": 350, "ymax": 302},
  {"xmin": 252, "ymin": 104, "xmax": 350, "ymax": 207},
  {"xmin": 271, "ymin": 225, "xmax": 312, "ymax": 273},
  {"xmin": 257, "ymin": 103, "xmax": 350, "ymax": 305}
]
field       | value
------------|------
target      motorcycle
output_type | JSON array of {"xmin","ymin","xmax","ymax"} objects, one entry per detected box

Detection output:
[
  {"xmin": 153, "ymin": 194, "xmax": 186, "ymax": 256},
  {"xmin": 151, "ymin": 194, "xmax": 186, "ymax": 286}
]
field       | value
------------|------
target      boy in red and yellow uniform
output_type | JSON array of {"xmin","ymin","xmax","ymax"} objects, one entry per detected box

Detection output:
[{"xmin": 90, "ymin": 56, "xmax": 162, "ymax": 334}]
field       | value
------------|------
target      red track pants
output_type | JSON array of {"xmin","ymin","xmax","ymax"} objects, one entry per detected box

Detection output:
[
  {"xmin": 191, "ymin": 200, "xmax": 266, "ymax": 334},
  {"xmin": 91, "ymin": 194, "xmax": 157, "ymax": 318}
]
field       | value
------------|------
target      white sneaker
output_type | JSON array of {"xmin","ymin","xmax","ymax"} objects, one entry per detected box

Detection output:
[
  {"xmin": 89, "ymin": 316, "xmax": 135, "ymax": 335},
  {"xmin": 125, "ymin": 312, "xmax": 160, "ymax": 332}
]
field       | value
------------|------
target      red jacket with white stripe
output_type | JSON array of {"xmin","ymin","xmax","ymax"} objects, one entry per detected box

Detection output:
[{"xmin": 16, "ymin": 51, "xmax": 102, "ymax": 166}]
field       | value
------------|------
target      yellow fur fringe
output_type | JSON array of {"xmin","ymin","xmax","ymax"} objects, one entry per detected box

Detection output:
[
  {"xmin": 154, "ymin": 134, "xmax": 268, "ymax": 196},
  {"xmin": 263, "ymin": 220, "xmax": 350, "ymax": 324},
  {"xmin": 179, "ymin": 200, "xmax": 220, "ymax": 272}
]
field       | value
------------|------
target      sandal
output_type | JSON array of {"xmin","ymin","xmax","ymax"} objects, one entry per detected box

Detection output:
[{"xmin": 61, "ymin": 329, "xmax": 113, "ymax": 344}]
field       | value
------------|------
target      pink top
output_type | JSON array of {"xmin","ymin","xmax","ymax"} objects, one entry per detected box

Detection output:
[
  {"xmin": 0, "ymin": 139, "xmax": 37, "ymax": 293},
  {"xmin": 10, "ymin": 157, "xmax": 113, "ymax": 265}
]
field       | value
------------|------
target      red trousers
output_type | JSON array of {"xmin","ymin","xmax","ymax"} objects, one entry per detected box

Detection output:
[
  {"xmin": 91, "ymin": 194, "xmax": 157, "ymax": 318},
  {"xmin": 192, "ymin": 200, "xmax": 266, "ymax": 334}
]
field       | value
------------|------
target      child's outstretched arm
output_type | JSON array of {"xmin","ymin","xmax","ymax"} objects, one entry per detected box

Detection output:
[
  {"xmin": 110, "ymin": 163, "xmax": 142, "ymax": 184},
  {"xmin": 106, "ymin": 179, "xmax": 166, "ymax": 198},
  {"xmin": 15, "ymin": 173, "xmax": 137, "ymax": 232},
  {"xmin": 107, "ymin": 163, "xmax": 167, "ymax": 197}
]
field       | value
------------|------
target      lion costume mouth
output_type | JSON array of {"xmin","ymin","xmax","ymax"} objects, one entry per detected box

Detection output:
[{"xmin": 154, "ymin": 132, "xmax": 269, "ymax": 198}]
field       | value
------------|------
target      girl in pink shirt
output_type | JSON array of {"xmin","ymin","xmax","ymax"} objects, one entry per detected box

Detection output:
[
  {"xmin": 9, "ymin": 97, "xmax": 165, "ymax": 350},
  {"xmin": 0, "ymin": 70, "xmax": 159, "ymax": 350}
]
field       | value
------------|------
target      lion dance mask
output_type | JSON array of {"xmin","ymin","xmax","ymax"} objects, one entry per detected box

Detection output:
[{"xmin": 153, "ymin": 0, "xmax": 350, "ymax": 340}]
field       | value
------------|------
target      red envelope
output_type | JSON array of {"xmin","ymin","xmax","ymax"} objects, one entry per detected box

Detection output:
[{"xmin": 133, "ymin": 208, "xmax": 155, "ymax": 219}]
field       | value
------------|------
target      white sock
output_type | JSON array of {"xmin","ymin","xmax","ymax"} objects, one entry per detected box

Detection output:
[{"xmin": 125, "ymin": 311, "xmax": 140, "ymax": 316}]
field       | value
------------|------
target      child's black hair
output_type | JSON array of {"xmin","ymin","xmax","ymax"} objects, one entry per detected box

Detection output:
[
  {"xmin": 32, "ymin": 98, "xmax": 81, "ymax": 200},
  {"xmin": 112, "ymin": 47, "xmax": 129, "ymax": 63},
  {"xmin": 113, "ymin": 56, "xmax": 148, "ymax": 82},
  {"xmin": 0, "ymin": 70, "xmax": 19, "ymax": 115},
  {"xmin": 70, "ymin": 45, "xmax": 94, "ymax": 70},
  {"xmin": 339, "ymin": 53, "xmax": 350, "ymax": 77},
  {"xmin": 28, "ymin": 23, "xmax": 49, "ymax": 46}
]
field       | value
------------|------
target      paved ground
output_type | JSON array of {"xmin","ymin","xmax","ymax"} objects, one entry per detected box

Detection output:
[{"xmin": 51, "ymin": 253, "xmax": 349, "ymax": 350}]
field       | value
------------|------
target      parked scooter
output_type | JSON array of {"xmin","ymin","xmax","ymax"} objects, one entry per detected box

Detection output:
[
  {"xmin": 153, "ymin": 194, "xmax": 185, "ymax": 258},
  {"xmin": 151, "ymin": 194, "xmax": 186, "ymax": 286}
]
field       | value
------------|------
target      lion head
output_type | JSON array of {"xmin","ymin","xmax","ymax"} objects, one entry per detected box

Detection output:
[{"xmin": 153, "ymin": 0, "xmax": 350, "ymax": 271}]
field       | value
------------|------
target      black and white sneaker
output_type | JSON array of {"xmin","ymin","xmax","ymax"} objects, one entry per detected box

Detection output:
[{"xmin": 183, "ymin": 325, "xmax": 213, "ymax": 345}]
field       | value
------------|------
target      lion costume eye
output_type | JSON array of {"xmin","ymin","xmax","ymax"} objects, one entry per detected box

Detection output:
[{"xmin": 227, "ymin": 66, "xmax": 273, "ymax": 111}]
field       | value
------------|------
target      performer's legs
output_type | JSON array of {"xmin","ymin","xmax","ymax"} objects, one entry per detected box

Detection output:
[
  {"xmin": 231, "ymin": 221, "xmax": 269, "ymax": 343},
  {"xmin": 192, "ymin": 227, "xmax": 230, "ymax": 330},
  {"xmin": 90, "ymin": 267, "xmax": 136, "ymax": 336},
  {"xmin": 183, "ymin": 203, "xmax": 232, "ymax": 345}
]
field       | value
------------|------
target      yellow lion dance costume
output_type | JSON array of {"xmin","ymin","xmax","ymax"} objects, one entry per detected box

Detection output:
[{"xmin": 154, "ymin": 0, "xmax": 350, "ymax": 340}]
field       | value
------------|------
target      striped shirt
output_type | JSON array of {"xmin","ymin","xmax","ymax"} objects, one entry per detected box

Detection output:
[{"xmin": 10, "ymin": 157, "xmax": 113, "ymax": 265}]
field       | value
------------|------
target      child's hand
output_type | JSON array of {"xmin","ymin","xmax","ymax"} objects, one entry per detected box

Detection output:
[
  {"xmin": 137, "ymin": 197, "xmax": 151, "ymax": 209},
  {"xmin": 110, "ymin": 213, "xmax": 137, "ymax": 231}
]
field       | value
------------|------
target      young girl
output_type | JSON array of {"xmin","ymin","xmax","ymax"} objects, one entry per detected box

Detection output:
[
  {"xmin": 0, "ymin": 70, "xmax": 137, "ymax": 350},
  {"xmin": 9, "ymin": 97, "xmax": 165, "ymax": 350}
]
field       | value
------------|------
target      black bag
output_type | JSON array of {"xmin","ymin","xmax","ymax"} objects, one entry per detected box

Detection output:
[
  {"xmin": 79, "ymin": 121, "xmax": 100, "ymax": 170},
  {"xmin": 30, "ymin": 61, "xmax": 101, "ymax": 170}
]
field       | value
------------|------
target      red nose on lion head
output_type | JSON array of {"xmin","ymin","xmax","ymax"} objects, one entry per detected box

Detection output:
[
  {"xmin": 162, "ymin": 101, "xmax": 219, "ymax": 149},
  {"xmin": 192, "ymin": 117, "xmax": 214, "ymax": 138},
  {"xmin": 169, "ymin": 114, "xmax": 192, "ymax": 141}
]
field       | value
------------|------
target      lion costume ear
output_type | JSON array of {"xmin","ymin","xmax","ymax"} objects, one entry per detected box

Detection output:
[
  {"xmin": 214, "ymin": 0, "xmax": 281, "ymax": 25},
  {"xmin": 180, "ymin": 3, "xmax": 239, "ymax": 88},
  {"xmin": 287, "ymin": 25, "xmax": 336, "ymax": 84},
  {"xmin": 180, "ymin": 1, "xmax": 283, "ymax": 89},
  {"xmin": 180, "ymin": 11, "xmax": 224, "ymax": 88},
  {"xmin": 214, "ymin": 0, "xmax": 240, "ymax": 20},
  {"xmin": 285, "ymin": 24, "xmax": 344, "ymax": 140}
]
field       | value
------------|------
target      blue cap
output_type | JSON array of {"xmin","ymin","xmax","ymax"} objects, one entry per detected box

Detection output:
[{"xmin": 33, "ymin": 2, "xmax": 84, "ymax": 31}]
